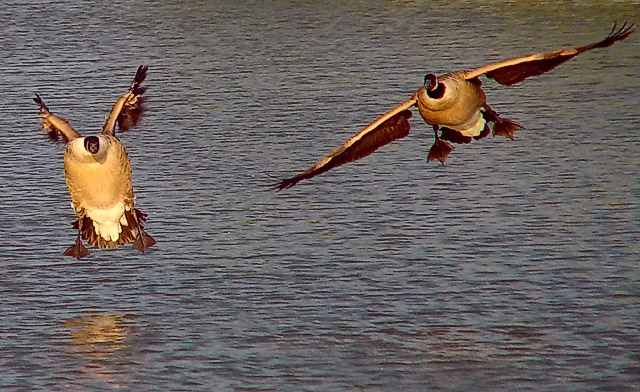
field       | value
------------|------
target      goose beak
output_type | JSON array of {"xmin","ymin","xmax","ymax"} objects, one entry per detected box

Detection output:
[{"xmin": 83, "ymin": 136, "xmax": 100, "ymax": 154}]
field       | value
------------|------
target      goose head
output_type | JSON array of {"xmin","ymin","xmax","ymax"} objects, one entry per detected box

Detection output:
[
  {"xmin": 67, "ymin": 135, "xmax": 111, "ymax": 164},
  {"xmin": 424, "ymin": 73, "xmax": 438, "ymax": 91},
  {"xmin": 84, "ymin": 136, "xmax": 100, "ymax": 154},
  {"xmin": 423, "ymin": 73, "xmax": 445, "ymax": 99}
]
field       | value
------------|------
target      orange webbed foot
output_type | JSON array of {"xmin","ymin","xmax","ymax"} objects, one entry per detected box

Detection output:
[
  {"xmin": 64, "ymin": 239, "xmax": 90, "ymax": 259},
  {"xmin": 427, "ymin": 139, "xmax": 454, "ymax": 164}
]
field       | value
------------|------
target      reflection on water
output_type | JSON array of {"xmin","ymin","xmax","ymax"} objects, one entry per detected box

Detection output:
[{"xmin": 64, "ymin": 314, "xmax": 134, "ymax": 389}]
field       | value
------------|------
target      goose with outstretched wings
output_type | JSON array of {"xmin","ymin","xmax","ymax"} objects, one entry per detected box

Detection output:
[{"xmin": 275, "ymin": 22, "xmax": 634, "ymax": 190}]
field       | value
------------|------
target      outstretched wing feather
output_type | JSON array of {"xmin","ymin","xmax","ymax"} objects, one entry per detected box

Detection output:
[
  {"xmin": 33, "ymin": 93, "xmax": 82, "ymax": 142},
  {"xmin": 463, "ymin": 21, "xmax": 634, "ymax": 86},
  {"xmin": 102, "ymin": 65, "xmax": 149, "ymax": 136},
  {"xmin": 275, "ymin": 98, "xmax": 416, "ymax": 190}
]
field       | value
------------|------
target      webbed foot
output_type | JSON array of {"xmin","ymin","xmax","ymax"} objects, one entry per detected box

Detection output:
[
  {"xmin": 64, "ymin": 239, "xmax": 90, "ymax": 259},
  {"xmin": 427, "ymin": 139, "xmax": 454, "ymax": 164},
  {"xmin": 482, "ymin": 103, "xmax": 524, "ymax": 140},
  {"xmin": 132, "ymin": 230, "xmax": 156, "ymax": 253},
  {"xmin": 493, "ymin": 119, "xmax": 524, "ymax": 140}
]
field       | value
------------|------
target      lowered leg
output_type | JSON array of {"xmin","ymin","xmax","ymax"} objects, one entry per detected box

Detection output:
[
  {"xmin": 483, "ymin": 103, "xmax": 523, "ymax": 140},
  {"xmin": 427, "ymin": 125, "xmax": 454, "ymax": 164},
  {"xmin": 131, "ymin": 209, "xmax": 156, "ymax": 253},
  {"xmin": 64, "ymin": 217, "xmax": 90, "ymax": 259}
]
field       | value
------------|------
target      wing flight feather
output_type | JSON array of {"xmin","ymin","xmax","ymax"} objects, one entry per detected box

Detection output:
[
  {"xmin": 275, "ymin": 97, "xmax": 417, "ymax": 190},
  {"xmin": 102, "ymin": 65, "xmax": 149, "ymax": 136},
  {"xmin": 462, "ymin": 21, "xmax": 634, "ymax": 86},
  {"xmin": 33, "ymin": 93, "xmax": 82, "ymax": 143}
]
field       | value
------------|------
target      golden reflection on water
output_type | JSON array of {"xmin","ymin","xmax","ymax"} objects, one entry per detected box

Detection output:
[{"xmin": 64, "ymin": 314, "xmax": 134, "ymax": 389}]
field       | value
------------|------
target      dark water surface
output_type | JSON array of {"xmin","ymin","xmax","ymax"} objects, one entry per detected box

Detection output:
[{"xmin": 1, "ymin": 1, "xmax": 639, "ymax": 391}]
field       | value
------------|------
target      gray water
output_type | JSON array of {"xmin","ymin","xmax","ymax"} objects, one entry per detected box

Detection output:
[{"xmin": 1, "ymin": 1, "xmax": 639, "ymax": 391}]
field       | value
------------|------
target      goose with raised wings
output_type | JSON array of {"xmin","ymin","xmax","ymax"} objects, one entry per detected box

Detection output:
[{"xmin": 34, "ymin": 65, "xmax": 156, "ymax": 259}]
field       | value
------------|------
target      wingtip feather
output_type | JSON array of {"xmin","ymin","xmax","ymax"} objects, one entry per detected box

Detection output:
[
  {"xmin": 131, "ymin": 65, "xmax": 149, "ymax": 95},
  {"xmin": 273, "ymin": 178, "xmax": 299, "ymax": 191},
  {"xmin": 33, "ymin": 93, "xmax": 49, "ymax": 112}
]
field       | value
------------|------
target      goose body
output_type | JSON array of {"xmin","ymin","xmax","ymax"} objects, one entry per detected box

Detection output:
[
  {"xmin": 34, "ymin": 65, "xmax": 156, "ymax": 258},
  {"xmin": 64, "ymin": 134, "xmax": 134, "ymax": 247},
  {"xmin": 417, "ymin": 73, "xmax": 487, "ymax": 136},
  {"xmin": 275, "ymin": 22, "xmax": 634, "ymax": 190}
]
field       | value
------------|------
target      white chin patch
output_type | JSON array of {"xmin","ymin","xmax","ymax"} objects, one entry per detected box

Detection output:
[{"xmin": 86, "ymin": 202, "xmax": 127, "ymax": 242}]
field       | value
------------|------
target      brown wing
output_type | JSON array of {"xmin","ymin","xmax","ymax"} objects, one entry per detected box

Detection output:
[
  {"xmin": 102, "ymin": 65, "xmax": 149, "ymax": 136},
  {"xmin": 275, "ymin": 97, "xmax": 417, "ymax": 190},
  {"xmin": 462, "ymin": 21, "xmax": 634, "ymax": 86},
  {"xmin": 33, "ymin": 93, "xmax": 82, "ymax": 142}
]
